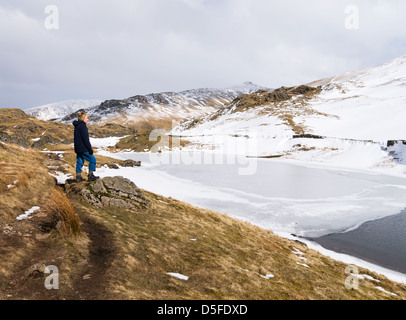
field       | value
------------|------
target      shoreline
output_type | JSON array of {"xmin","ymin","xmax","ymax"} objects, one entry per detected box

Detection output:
[
  {"xmin": 296, "ymin": 236, "xmax": 406, "ymax": 285},
  {"xmin": 307, "ymin": 208, "xmax": 406, "ymax": 276},
  {"xmin": 96, "ymin": 149, "xmax": 406, "ymax": 284}
]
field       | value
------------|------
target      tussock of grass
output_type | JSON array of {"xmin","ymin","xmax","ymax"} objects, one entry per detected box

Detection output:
[{"xmin": 47, "ymin": 187, "xmax": 81, "ymax": 237}]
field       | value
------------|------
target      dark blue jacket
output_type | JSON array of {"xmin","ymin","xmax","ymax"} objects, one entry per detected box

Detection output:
[{"xmin": 73, "ymin": 120, "xmax": 93, "ymax": 154}]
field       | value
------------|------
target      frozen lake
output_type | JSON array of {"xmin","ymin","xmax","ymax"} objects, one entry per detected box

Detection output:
[{"xmin": 98, "ymin": 152, "xmax": 406, "ymax": 238}]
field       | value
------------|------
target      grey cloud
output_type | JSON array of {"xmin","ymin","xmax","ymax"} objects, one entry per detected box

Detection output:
[{"xmin": 0, "ymin": 0, "xmax": 406, "ymax": 109}]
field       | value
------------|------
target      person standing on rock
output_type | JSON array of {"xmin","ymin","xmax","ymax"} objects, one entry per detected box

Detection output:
[{"xmin": 73, "ymin": 112, "xmax": 99, "ymax": 182}]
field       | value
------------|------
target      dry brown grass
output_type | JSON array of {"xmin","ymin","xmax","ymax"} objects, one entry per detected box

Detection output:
[
  {"xmin": 67, "ymin": 190, "xmax": 406, "ymax": 300},
  {"xmin": 0, "ymin": 108, "xmax": 72, "ymax": 142},
  {"xmin": 46, "ymin": 187, "xmax": 81, "ymax": 236},
  {"xmin": 0, "ymin": 143, "xmax": 59, "ymax": 295},
  {"xmin": 115, "ymin": 130, "xmax": 189, "ymax": 152},
  {"xmin": 0, "ymin": 145, "xmax": 55, "ymax": 221}
]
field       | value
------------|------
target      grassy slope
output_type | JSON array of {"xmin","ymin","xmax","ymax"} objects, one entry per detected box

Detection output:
[
  {"xmin": 77, "ymin": 191, "xmax": 406, "ymax": 300},
  {"xmin": 1, "ymin": 142, "xmax": 406, "ymax": 300},
  {"xmin": 0, "ymin": 108, "xmax": 72, "ymax": 141}
]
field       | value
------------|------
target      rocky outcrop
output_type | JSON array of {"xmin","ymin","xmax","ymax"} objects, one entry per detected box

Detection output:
[
  {"xmin": 123, "ymin": 159, "xmax": 141, "ymax": 167},
  {"xmin": 103, "ymin": 159, "xmax": 141, "ymax": 170},
  {"xmin": 0, "ymin": 131, "xmax": 63, "ymax": 149},
  {"xmin": 221, "ymin": 85, "xmax": 322, "ymax": 115},
  {"xmin": 66, "ymin": 176, "xmax": 150, "ymax": 210},
  {"xmin": 31, "ymin": 135, "xmax": 62, "ymax": 149},
  {"xmin": 387, "ymin": 140, "xmax": 406, "ymax": 147},
  {"xmin": 0, "ymin": 131, "xmax": 30, "ymax": 148}
]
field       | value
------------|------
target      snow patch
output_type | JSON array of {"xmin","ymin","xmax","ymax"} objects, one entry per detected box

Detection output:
[
  {"xmin": 16, "ymin": 206, "xmax": 41, "ymax": 221},
  {"xmin": 375, "ymin": 286, "xmax": 398, "ymax": 297},
  {"xmin": 296, "ymin": 262, "xmax": 310, "ymax": 268},
  {"xmin": 48, "ymin": 171, "xmax": 73, "ymax": 184},
  {"xmin": 167, "ymin": 273, "xmax": 189, "ymax": 281}
]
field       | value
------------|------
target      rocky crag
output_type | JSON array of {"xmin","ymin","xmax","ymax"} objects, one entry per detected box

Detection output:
[{"xmin": 66, "ymin": 176, "xmax": 150, "ymax": 210}]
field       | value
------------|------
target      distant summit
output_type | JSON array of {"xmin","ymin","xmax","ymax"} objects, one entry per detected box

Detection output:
[
  {"xmin": 229, "ymin": 81, "xmax": 272, "ymax": 91},
  {"xmin": 26, "ymin": 99, "xmax": 103, "ymax": 121}
]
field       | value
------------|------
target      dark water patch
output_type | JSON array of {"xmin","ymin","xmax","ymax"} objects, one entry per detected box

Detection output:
[{"xmin": 309, "ymin": 209, "xmax": 406, "ymax": 274}]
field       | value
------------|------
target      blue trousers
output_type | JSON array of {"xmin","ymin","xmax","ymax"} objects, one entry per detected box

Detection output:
[{"xmin": 76, "ymin": 152, "xmax": 97, "ymax": 173}]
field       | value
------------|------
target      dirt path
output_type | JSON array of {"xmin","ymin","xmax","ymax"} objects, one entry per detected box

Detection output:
[
  {"xmin": 4, "ymin": 200, "xmax": 118, "ymax": 300},
  {"xmin": 70, "ymin": 214, "xmax": 118, "ymax": 300},
  {"xmin": 2, "ymin": 152, "xmax": 119, "ymax": 300}
]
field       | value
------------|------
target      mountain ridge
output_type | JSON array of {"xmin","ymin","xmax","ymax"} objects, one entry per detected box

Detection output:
[
  {"xmin": 26, "ymin": 82, "xmax": 272, "ymax": 128},
  {"xmin": 26, "ymin": 99, "xmax": 104, "ymax": 122}
]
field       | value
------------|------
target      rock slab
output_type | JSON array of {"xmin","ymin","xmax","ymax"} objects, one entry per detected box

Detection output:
[{"xmin": 67, "ymin": 176, "xmax": 150, "ymax": 210}]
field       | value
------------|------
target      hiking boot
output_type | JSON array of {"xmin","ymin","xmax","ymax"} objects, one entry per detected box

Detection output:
[
  {"xmin": 76, "ymin": 175, "xmax": 85, "ymax": 183},
  {"xmin": 88, "ymin": 172, "xmax": 99, "ymax": 182}
]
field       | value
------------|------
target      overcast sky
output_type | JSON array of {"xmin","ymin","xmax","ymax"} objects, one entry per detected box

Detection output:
[{"xmin": 1, "ymin": 0, "xmax": 406, "ymax": 110}]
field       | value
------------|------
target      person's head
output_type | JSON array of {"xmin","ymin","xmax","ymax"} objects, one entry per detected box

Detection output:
[{"xmin": 78, "ymin": 111, "xmax": 89, "ymax": 124}]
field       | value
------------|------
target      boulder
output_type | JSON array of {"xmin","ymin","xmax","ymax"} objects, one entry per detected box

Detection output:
[{"xmin": 66, "ymin": 176, "xmax": 150, "ymax": 210}]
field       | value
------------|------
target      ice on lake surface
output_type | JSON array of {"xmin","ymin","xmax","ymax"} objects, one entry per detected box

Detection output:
[{"xmin": 98, "ymin": 152, "xmax": 406, "ymax": 238}]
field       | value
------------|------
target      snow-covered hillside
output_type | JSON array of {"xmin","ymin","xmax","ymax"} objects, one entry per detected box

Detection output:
[
  {"xmin": 26, "ymin": 99, "xmax": 103, "ymax": 121},
  {"xmin": 88, "ymin": 82, "xmax": 270, "ymax": 126},
  {"xmin": 307, "ymin": 54, "xmax": 406, "ymax": 142},
  {"xmin": 170, "ymin": 55, "xmax": 406, "ymax": 174},
  {"xmin": 27, "ymin": 82, "xmax": 270, "ymax": 126}
]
